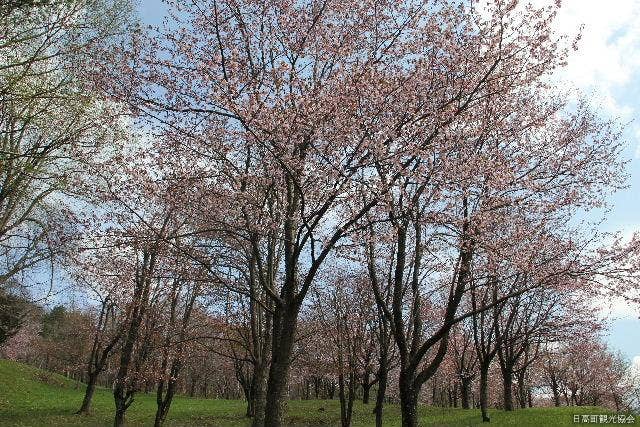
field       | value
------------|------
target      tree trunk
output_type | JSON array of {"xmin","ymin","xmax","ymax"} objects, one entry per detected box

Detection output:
[
  {"xmin": 114, "ymin": 407, "xmax": 126, "ymax": 427},
  {"xmin": 460, "ymin": 377, "xmax": 472, "ymax": 409},
  {"xmin": 517, "ymin": 371, "xmax": 527, "ymax": 409},
  {"xmin": 154, "ymin": 376, "xmax": 178, "ymax": 427},
  {"xmin": 327, "ymin": 380, "xmax": 336, "ymax": 399},
  {"xmin": 263, "ymin": 354, "xmax": 290, "ymax": 426},
  {"xmin": 452, "ymin": 383, "xmax": 458, "ymax": 408},
  {"xmin": 362, "ymin": 370, "xmax": 372, "ymax": 404},
  {"xmin": 76, "ymin": 372, "xmax": 98, "ymax": 414},
  {"xmin": 313, "ymin": 377, "xmax": 320, "ymax": 399},
  {"xmin": 362, "ymin": 384, "xmax": 371, "ymax": 404},
  {"xmin": 304, "ymin": 379, "xmax": 310, "ymax": 400},
  {"xmin": 479, "ymin": 363, "xmax": 490, "ymax": 422},
  {"xmin": 251, "ymin": 360, "xmax": 268, "ymax": 427},
  {"xmin": 189, "ymin": 376, "xmax": 197, "ymax": 397},
  {"xmin": 113, "ymin": 367, "xmax": 133, "ymax": 427},
  {"xmin": 235, "ymin": 364, "xmax": 253, "ymax": 418},
  {"xmin": 263, "ymin": 306, "xmax": 298, "ymax": 427},
  {"xmin": 502, "ymin": 370, "xmax": 514, "ymax": 411},
  {"xmin": 113, "ymin": 249, "xmax": 156, "ymax": 427},
  {"xmin": 550, "ymin": 376, "xmax": 561, "ymax": 407},
  {"xmin": 399, "ymin": 373, "xmax": 419, "ymax": 427},
  {"xmin": 373, "ymin": 354, "xmax": 388, "ymax": 427},
  {"xmin": 338, "ymin": 370, "xmax": 356, "ymax": 427},
  {"xmin": 242, "ymin": 380, "xmax": 254, "ymax": 418}
]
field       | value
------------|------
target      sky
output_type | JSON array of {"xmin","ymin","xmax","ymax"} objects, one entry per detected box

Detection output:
[
  {"xmin": 547, "ymin": 0, "xmax": 640, "ymax": 368},
  {"xmin": 134, "ymin": 0, "xmax": 640, "ymax": 365}
]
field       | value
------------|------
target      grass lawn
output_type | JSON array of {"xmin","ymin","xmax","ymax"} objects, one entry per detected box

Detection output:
[{"xmin": 0, "ymin": 359, "xmax": 632, "ymax": 426}]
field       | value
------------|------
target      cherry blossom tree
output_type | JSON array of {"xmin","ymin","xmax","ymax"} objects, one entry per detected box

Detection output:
[{"xmin": 84, "ymin": 1, "xmax": 627, "ymax": 426}]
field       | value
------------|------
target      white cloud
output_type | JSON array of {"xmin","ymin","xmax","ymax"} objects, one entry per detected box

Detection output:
[
  {"xmin": 598, "ymin": 293, "xmax": 638, "ymax": 319},
  {"xmin": 479, "ymin": 1, "xmax": 640, "ymax": 121},
  {"xmin": 554, "ymin": 0, "xmax": 640, "ymax": 92},
  {"xmin": 549, "ymin": 0, "xmax": 640, "ymax": 170},
  {"xmin": 515, "ymin": 0, "xmax": 640, "ymax": 123}
]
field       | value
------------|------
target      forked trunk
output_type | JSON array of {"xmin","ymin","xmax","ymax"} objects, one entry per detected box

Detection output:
[
  {"xmin": 154, "ymin": 373, "xmax": 179, "ymax": 427},
  {"xmin": 338, "ymin": 371, "xmax": 356, "ymax": 427}
]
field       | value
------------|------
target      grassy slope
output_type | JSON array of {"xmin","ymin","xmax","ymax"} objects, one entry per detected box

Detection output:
[{"xmin": 0, "ymin": 359, "xmax": 627, "ymax": 426}]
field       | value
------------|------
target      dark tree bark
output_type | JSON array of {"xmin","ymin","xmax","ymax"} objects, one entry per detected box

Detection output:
[
  {"xmin": 236, "ymin": 362, "xmax": 253, "ymax": 417},
  {"xmin": 338, "ymin": 370, "xmax": 357, "ymax": 427},
  {"xmin": 451, "ymin": 320, "xmax": 478, "ymax": 411},
  {"xmin": 113, "ymin": 248, "xmax": 158, "ymax": 427},
  {"xmin": 472, "ymin": 277, "xmax": 505, "ymax": 424},
  {"xmin": 373, "ymin": 357, "xmax": 389, "ymax": 427},
  {"xmin": 77, "ymin": 374, "xmax": 98, "ymax": 415},
  {"xmin": 250, "ymin": 359, "xmax": 269, "ymax": 426},
  {"xmin": 189, "ymin": 374, "xmax": 198, "ymax": 397},
  {"xmin": 479, "ymin": 362, "xmax": 491, "ymax": 423},
  {"xmin": 154, "ymin": 279, "xmax": 199, "ymax": 427},
  {"xmin": 496, "ymin": 286, "xmax": 553, "ymax": 413},
  {"xmin": 361, "ymin": 369, "xmax": 375, "ymax": 404},
  {"xmin": 77, "ymin": 299, "xmax": 122, "ymax": 415},
  {"xmin": 247, "ymin": 252, "xmax": 273, "ymax": 427},
  {"xmin": 373, "ymin": 303, "xmax": 392, "ymax": 427},
  {"xmin": 451, "ymin": 383, "xmax": 459, "ymax": 407},
  {"xmin": 501, "ymin": 368, "xmax": 514, "ymax": 411},
  {"xmin": 516, "ymin": 370, "xmax": 527, "ymax": 409},
  {"xmin": 460, "ymin": 377, "xmax": 473, "ymax": 410},
  {"xmin": 368, "ymin": 206, "xmax": 474, "ymax": 427},
  {"xmin": 264, "ymin": 303, "xmax": 298, "ymax": 427},
  {"xmin": 327, "ymin": 379, "xmax": 336, "ymax": 399},
  {"xmin": 313, "ymin": 376, "xmax": 321, "ymax": 399},
  {"xmin": 399, "ymin": 372, "xmax": 419, "ymax": 427},
  {"xmin": 550, "ymin": 373, "xmax": 561, "ymax": 407}
]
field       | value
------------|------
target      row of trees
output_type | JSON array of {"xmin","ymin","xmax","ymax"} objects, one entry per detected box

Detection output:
[
  {"xmin": 2, "ymin": 286, "xmax": 637, "ymax": 425},
  {"xmin": 2, "ymin": 0, "xmax": 640, "ymax": 426}
]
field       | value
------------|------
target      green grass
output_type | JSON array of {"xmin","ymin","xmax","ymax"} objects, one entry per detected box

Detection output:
[{"xmin": 0, "ymin": 359, "xmax": 631, "ymax": 426}]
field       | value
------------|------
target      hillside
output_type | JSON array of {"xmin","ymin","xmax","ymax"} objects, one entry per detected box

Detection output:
[{"xmin": 0, "ymin": 359, "xmax": 629, "ymax": 426}]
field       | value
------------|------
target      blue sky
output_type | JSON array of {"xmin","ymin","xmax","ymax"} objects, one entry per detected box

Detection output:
[
  {"xmin": 548, "ymin": 0, "xmax": 640, "ymax": 366},
  {"xmin": 135, "ymin": 0, "xmax": 640, "ymax": 363}
]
